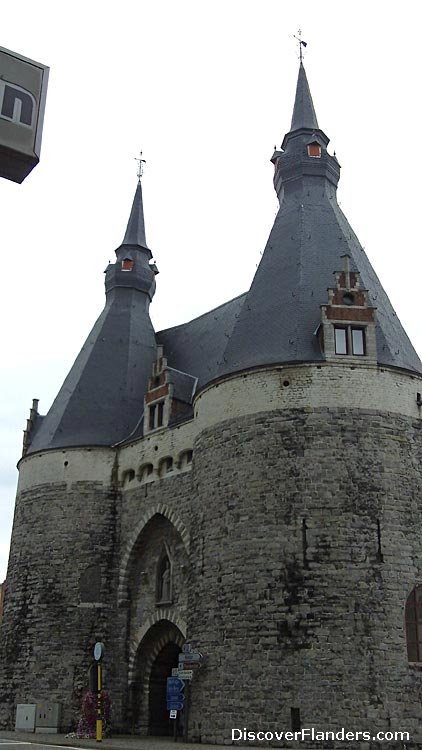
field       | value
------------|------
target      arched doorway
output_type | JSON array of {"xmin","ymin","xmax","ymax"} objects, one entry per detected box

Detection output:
[
  {"xmin": 130, "ymin": 619, "xmax": 185, "ymax": 736},
  {"xmin": 149, "ymin": 641, "xmax": 181, "ymax": 735}
]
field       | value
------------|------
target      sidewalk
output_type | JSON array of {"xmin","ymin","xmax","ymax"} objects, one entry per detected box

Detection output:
[{"xmin": 0, "ymin": 732, "xmax": 235, "ymax": 750}]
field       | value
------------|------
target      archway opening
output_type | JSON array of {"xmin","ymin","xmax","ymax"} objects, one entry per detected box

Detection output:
[{"xmin": 148, "ymin": 641, "xmax": 181, "ymax": 735}]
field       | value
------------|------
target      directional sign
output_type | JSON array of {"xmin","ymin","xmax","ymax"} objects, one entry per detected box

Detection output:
[
  {"xmin": 166, "ymin": 677, "xmax": 185, "ymax": 694},
  {"xmin": 179, "ymin": 652, "xmax": 202, "ymax": 662},
  {"xmin": 178, "ymin": 661, "xmax": 201, "ymax": 670},
  {"xmin": 167, "ymin": 700, "xmax": 184, "ymax": 710},
  {"xmin": 176, "ymin": 669, "xmax": 194, "ymax": 680},
  {"xmin": 182, "ymin": 643, "xmax": 192, "ymax": 653}
]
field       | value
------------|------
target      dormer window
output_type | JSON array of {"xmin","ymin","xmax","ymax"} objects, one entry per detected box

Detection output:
[
  {"xmin": 334, "ymin": 326, "xmax": 366, "ymax": 356},
  {"xmin": 149, "ymin": 401, "xmax": 165, "ymax": 430},
  {"xmin": 308, "ymin": 143, "xmax": 321, "ymax": 158},
  {"xmin": 122, "ymin": 259, "xmax": 134, "ymax": 271}
]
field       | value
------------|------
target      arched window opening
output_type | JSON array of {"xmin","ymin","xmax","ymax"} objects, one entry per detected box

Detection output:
[
  {"xmin": 179, "ymin": 450, "xmax": 193, "ymax": 469},
  {"xmin": 405, "ymin": 585, "xmax": 422, "ymax": 662},
  {"xmin": 159, "ymin": 456, "xmax": 173, "ymax": 477},
  {"xmin": 139, "ymin": 463, "xmax": 154, "ymax": 483},
  {"xmin": 157, "ymin": 553, "xmax": 172, "ymax": 604},
  {"xmin": 122, "ymin": 468, "xmax": 135, "ymax": 485},
  {"xmin": 122, "ymin": 258, "xmax": 134, "ymax": 271}
]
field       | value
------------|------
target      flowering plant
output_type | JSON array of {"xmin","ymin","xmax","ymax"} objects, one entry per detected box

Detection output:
[{"xmin": 76, "ymin": 690, "xmax": 111, "ymax": 738}]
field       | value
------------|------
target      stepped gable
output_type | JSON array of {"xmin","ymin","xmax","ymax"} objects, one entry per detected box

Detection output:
[
  {"xmin": 28, "ymin": 179, "xmax": 158, "ymax": 452},
  {"xmin": 214, "ymin": 62, "xmax": 422, "ymax": 378}
]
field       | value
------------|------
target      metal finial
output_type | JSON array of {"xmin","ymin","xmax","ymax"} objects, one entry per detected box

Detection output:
[
  {"xmin": 293, "ymin": 29, "xmax": 307, "ymax": 62},
  {"xmin": 134, "ymin": 151, "xmax": 146, "ymax": 182}
]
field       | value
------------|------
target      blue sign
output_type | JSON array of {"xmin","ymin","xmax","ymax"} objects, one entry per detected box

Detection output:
[
  {"xmin": 167, "ymin": 677, "xmax": 185, "ymax": 695},
  {"xmin": 167, "ymin": 700, "xmax": 184, "ymax": 711}
]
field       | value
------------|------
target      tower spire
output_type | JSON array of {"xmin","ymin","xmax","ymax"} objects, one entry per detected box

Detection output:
[
  {"xmin": 290, "ymin": 61, "xmax": 319, "ymax": 132},
  {"xmin": 121, "ymin": 177, "xmax": 150, "ymax": 252}
]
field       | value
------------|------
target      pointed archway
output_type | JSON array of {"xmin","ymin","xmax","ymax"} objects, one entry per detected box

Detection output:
[
  {"xmin": 130, "ymin": 619, "xmax": 184, "ymax": 735},
  {"xmin": 149, "ymin": 641, "xmax": 181, "ymax": 735}
]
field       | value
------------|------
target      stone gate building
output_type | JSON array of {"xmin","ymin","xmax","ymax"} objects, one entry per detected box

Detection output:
[{"xmin": 2, "ymin": 62, "xmax": 422, "ymax": 743}]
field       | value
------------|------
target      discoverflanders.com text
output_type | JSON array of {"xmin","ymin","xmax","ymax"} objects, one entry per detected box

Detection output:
[{"xmin": 232, "ymin": 728, "xmax": 410, "ymax": 743}]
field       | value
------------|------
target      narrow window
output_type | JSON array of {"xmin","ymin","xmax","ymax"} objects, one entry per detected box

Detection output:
[
  {"xmin": 122, "ymin": 259, "xmax": 134, "ymax": 271},
  {"xmin": 149, "ymin": 404, "xmax": 156, "ymax": 430},
  {"xmin": 291, "ymin": 707, "xmax": 301, "ymax": 731},
  {"xmin": 157, "ymin": 401, "xmax": 164, "ymax": 427},
  {"xmin": 335, "ymin": 327, "xmax": 348, "ymax": 354},
  {"xmin": 405, "ymin": 585, "xmax": 422, "ymax": 662},
  {"xmin": 351, "ymin": 328, "xmax": 365, "ymax": 356}
]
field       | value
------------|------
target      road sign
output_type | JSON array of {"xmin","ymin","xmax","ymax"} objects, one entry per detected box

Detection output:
[
  {"xmin": 182, "ymin": 643, "xmax": 192, "ymax": 653},
  {"xmin": 176, "ymin": 669, "xmax": 194, "ymax": 680},
  {"xmin": 94, "ymin": 642, "xmax": 105, "ymax": 661},
  {"xmin": 166, "ymin": 677, "xmax": 185, "ymax": 694},
  {"xmin": 178, "ymin": 660, "xmax": 201, "ymax": 670},
  {"xmin": 169, "ymin": 710, "xmax": 177, "ymax": 719},
  {"xmin": 179, "ymin": 652, "xmax": 202, "ymax": 662},
  {"xmin": 167, "ymin": 700, "xmax": 184, "ymax": 711}
]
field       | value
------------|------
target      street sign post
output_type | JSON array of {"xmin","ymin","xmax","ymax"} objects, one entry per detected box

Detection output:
[
  {"xmin": 178, "ymin": 652, "xmax": 202, "ymax": 662},
  {"xmin": 176, "ymin": 669, "xmax": 194, "ymax": 680}
]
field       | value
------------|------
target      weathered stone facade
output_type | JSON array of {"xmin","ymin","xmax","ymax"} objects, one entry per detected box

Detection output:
[{"xmin": 2, "ymin": 362, "xmax": 422, "ymax": 741}]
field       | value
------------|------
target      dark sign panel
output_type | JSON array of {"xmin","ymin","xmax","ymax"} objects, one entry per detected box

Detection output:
[{"xmin": 0, "ymin": 46, "xmax": 49, "ymax": 183}]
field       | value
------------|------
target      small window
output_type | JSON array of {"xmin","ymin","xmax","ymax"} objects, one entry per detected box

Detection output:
[
  {"xmin": 352, "ymin": 328, "xmax": 365, "ymax": 356},
  {"xmin": 335, "ymin": 327, "xmax": 347, "ymax": 355},
  {"xmin": 157, "ymin": 401, "xmax": 164, "ymax": 427},
  {"xmin": 405, "ymin": 585, "xmax": 422, "ymax": 662},
  {"xmin": 334, "ymin": 326, "xmax": 366, "ymax": 356},
  {"xmin": 122, "ymin": 259, "xmax": 134, "ymax": 271},
  {"xmin": 179, "ymin": 450, "xmax": 193, "ymax": 468},
  {"xmin": 139, "ymin": 463, "xmax": 154, "ymax": 483},
  {"xmin": 308, "ymin": 143, "xmax": 321, "ymax": 158},
  {"xmin": 159, "ymin": 456, "xmax": 173, "ymax": 476},
  {"xmin": 122, "ymin": 468, "xmax": 135, "ymax": 484},
  {"xmin": 148, "ymin": 401, "xmax": 165, "ymax": 430},
  {"xmin": 149, "ymin": 404, "xmax": 156, "ymax": 431}
]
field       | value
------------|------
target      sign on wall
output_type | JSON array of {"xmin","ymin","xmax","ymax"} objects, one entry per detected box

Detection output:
[{"xmin": 0, "ymin": 46, "xmax": 49, "ymax": 183}]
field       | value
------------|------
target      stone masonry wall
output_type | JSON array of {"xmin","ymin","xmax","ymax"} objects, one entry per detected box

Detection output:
[
  {"xmin": 188, "ymin": 407, "xmax": 422, "ymax": 745},
  {"xmin": 0, "ymin": 448, "xmax": 118, "ymax": 731}
]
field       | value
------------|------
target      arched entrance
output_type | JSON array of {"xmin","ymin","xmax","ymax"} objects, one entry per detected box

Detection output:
[
  {"xmin": 149, "ymin": 641, "xmax": 181, "ymax": 735},
  {"xmin": 130, "ymin": 619, "xmax": 184, "ymax": 736}
]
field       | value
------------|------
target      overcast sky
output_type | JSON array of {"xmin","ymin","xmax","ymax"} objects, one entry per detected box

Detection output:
[{"xmin": 1, "ymin": 0, "xmax": 421, "ymax": 581}]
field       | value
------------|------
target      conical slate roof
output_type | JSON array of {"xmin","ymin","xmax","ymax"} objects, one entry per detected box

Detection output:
[
  {"xmin": 28, "ymin": 182, "xmax": 157, "ymax": 452},
  {"xmin": 215, "ymin": 63, "xmax": 422, "ymax": 378},
  {"xmin": 121, "ymin": 179, "xmax": 150, "ymax": 251},
  {"xmin": 290, "ymin": 62, "xmax": 319, "ymax": 131}
]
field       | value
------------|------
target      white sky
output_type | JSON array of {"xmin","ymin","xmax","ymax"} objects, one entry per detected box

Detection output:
[{"xmin": 1, "ymin": 0, "xmax": 421, "ymax": 581}]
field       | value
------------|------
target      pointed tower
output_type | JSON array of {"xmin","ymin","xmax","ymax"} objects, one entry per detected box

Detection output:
[
  {"xmin": 0, "ymin": 179, "xmax": 158, "ymax": 732},
  {"xmin": 187, "ymin": 64, "xmax": 422, "ymax": 742},
  {"xmin": 27, "ymin": 180, "xmax": 157, "ymax": 452},
  {"xmin": 218, "ymin": 62, "xmax": 422, "ymax": 376}
]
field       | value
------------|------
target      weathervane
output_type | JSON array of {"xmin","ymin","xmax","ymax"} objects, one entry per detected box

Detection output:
[
  {"xmin": 134, "ymin": 151, "xmax": 146, "ymax": 182},
  {"xmin": 293, "ymin": 29, "xmax": 307, "ymax": 62}
]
